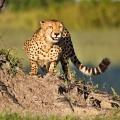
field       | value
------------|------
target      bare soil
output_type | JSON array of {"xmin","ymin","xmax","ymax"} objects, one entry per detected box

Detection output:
[{"xmin": 0, "ymin": 54, "xmax": 120, "ymax": 118}]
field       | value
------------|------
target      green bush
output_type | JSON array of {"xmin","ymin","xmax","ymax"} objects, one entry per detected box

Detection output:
[{"xmin": 0, "ymin": 48, "xmax": 23, "ymax": 76}]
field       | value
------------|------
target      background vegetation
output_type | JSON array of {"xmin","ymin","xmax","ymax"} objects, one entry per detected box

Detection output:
[
  {"xmin": 0, "ymin": 0, "xmax": 120, "ymax": 95},
  {"xmin": 1, "ymin": 0, "xmax": 120, "ymax": 29}
]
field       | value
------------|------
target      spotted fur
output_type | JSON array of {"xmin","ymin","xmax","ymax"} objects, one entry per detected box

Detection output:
[{"xmin": 23, "ymin": 20, "xmax": 110, "ymax": 79}]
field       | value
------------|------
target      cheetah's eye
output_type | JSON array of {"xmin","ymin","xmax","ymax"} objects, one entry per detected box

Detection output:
[
  {"xmin": 48, "ymin": 26, "xmax": 53, "ymax": 29},
  {"xmin": 59, "ymin": 26, "xmax": 63, "ymax": 29}
]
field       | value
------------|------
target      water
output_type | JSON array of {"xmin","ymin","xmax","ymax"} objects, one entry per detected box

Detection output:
[{"xmin": 72, "ymin": 65, "xmax": 120, "ymax": 95}]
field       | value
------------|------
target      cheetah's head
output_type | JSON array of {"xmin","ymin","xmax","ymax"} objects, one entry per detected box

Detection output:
[{"xmin": 40, "ymin": 20, "xmax": 64, "ymax": 43}]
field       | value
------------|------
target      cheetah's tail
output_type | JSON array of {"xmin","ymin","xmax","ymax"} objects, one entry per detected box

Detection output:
[{"xmin": 73, "ymin": 58, "xmax": 110, "ymax": 76}]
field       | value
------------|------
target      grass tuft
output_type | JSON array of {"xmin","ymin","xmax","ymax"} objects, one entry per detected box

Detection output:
[{"xmin": 0, "ymin": 48, "xmax": 23, "ymax": 76}]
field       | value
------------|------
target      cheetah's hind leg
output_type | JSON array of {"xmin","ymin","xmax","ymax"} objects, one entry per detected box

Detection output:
[{"xmin": 60, "ymin": 58, "xmax": 71, "ymax": 81}]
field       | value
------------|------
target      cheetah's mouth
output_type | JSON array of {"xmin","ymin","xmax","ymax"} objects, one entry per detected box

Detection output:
[{"xmin": 51, "ymin": 37, "xmax": 60, "ymax": 41}]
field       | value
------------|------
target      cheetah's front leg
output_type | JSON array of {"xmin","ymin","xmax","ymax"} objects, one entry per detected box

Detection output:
[
  {"xmin": 29, "ymin": 59, "xmax": 38, "ymax": 75},
  {"xmin": 48, "ymin": 62, "xmax": 57, "ymax": 73}
]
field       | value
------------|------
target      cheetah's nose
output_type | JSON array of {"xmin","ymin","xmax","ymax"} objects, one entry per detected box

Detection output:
[{"xmin": 54, "ymin": 33, "xmax": 59, "ymax": 36}]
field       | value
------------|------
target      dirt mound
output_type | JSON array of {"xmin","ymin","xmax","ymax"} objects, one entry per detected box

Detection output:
[{"xmin": 0, "ymin": 54, "xmax": 120, "ymax": 117}]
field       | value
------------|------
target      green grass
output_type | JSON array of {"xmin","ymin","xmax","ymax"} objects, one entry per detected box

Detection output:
[
  {"xmin": 0, "ymin": 112, "xmax": 80, "ymax": 120},
  {"xmin": 1, "ymin": 0, "xmax": 120, "ymax": 30},
  {"xmin": 0, "ymin": 108, "xmax": 120, "ymax": 120}
]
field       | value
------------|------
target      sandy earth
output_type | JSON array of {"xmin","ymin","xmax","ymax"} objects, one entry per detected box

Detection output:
[{"xmin": 0, "ymin": 54, "xmax": 120, "ymax": 118}]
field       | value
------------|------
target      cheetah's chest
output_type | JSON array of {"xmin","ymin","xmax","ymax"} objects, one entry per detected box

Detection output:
[{"xmin": 37, "ymin": 45, "xmax": 62, "ymax": 71}]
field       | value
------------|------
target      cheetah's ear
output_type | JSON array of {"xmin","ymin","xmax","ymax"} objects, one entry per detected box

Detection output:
[{"xmin": 40, "ymin": 21, "xmax": 44, "ymax": 27}]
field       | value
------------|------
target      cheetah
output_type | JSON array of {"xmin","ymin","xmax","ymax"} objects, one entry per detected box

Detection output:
[{"xmin": 23, "ymin": 20, "xmax": 110, "ymax": 80}]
